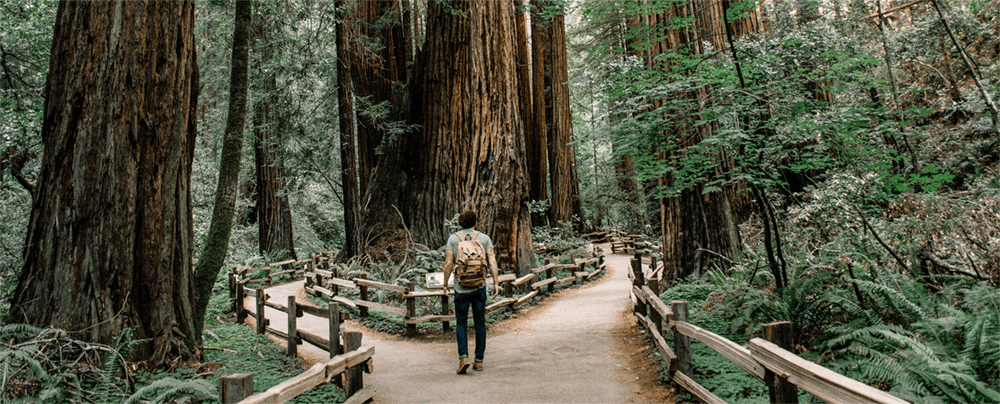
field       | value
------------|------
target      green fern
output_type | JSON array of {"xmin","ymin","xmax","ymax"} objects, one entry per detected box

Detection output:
[{"xmin": 123, "ymin": 377, "xmax": 216, "ymax": 404}]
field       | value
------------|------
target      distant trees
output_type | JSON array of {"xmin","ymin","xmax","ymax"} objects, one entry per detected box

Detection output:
[{"xmin": 9, "ymin": 1, "xmax": 201, "ymax": 367}]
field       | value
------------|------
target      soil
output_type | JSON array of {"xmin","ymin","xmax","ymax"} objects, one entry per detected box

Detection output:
[{"xmin": 243, "ymin": 244, "xmax": 675, "ymax": 403}]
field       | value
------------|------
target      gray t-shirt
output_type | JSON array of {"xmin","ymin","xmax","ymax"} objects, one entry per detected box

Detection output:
[{"xmin": 446, "ymin": 228, "xmax": 494, "ymax": 293}]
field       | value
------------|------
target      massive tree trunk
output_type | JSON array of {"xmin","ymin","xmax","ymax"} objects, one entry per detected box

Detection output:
[
  {"xmin": 349, "ymin": 0, "xmax": 410, "ymax": 197},
  {"xmin": 654, "ymin": 0, "xmax": 762, "ymax": 282},
  {"xmin": 529, "ymin": 1, "xmax": 549, "ymax": 226},
  {"xmin": 336, "ymin": 0, "xmax": 361, "ymax": 259},
  {"xmin": 252, "ymin": 11, "xmax": 296, "ymax": 261},
  {"xmin": 538, "ymin": 0, "xmax": 579, "ymax": 225},
  {"xmin": 360, "ymin": 0, "xmax": 535, "ymax": 275},
  {"xmin": 193, "ymin": 0, "xmax": 252, "ymax": 343},
  {"xmin": 516, "ymin": 0, "xmax": 544, "ymax": 214},
  {"xmin": 9, "ymin": 0, "xmax": 200, "ymax": 367}
]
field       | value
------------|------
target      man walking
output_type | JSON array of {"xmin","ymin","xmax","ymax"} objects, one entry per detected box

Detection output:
[{"xmin": 442, "ymin": 209, "xmax": 500, "ymax": 374}]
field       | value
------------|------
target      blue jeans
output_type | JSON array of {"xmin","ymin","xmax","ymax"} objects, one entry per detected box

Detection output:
[{"xmin": 454, "ymin": 287, "xmax": 487, "ymax": 362}]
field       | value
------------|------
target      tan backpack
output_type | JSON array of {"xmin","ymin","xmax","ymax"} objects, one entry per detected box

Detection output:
[{"xmin": 454, "ymin": 231, "xmax": 487, "ymax": 288}]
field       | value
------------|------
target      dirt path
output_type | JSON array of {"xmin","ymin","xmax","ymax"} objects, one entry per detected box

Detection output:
[{"xmin": 243, "ymin": 245, "xmax": 673, "ymax": 403}]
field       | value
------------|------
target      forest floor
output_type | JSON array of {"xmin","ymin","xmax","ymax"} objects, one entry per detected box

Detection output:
[{"xmin": 243, "ymin": 244, "xmax": 674, "ymax": 403}]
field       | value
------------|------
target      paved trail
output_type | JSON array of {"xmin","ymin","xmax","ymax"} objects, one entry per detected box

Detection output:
[{"xmin": 242, "ymin": 245, "xmax": 673, "ymax": 403}]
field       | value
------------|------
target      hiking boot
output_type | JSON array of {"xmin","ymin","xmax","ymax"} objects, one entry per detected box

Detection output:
[
  {"xmin": 473, "ymin": 361, "xmax": 483, "ymax": 371},
  {"xmin": 457, "ymin": 358, "xmax": 471, "ymax": 374}
]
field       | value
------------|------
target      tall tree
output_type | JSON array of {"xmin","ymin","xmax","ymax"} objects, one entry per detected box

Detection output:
[
  {"xmin": 336, "ymin": 0, "xmax": 361, "ymax": 259},
  {"xmin": 252, "ymin": 3, "xmax": 296, "ymax": 261},
  {"xmin": 349, "ymin": 0, "xmax": 410, "ymax": 197},
  {"xmin": 652, "ymin": 0, "xmax": 762, "ymax": 281},
  {"xmin": 9, "ymin": 0, "xmax": 201, "ymax": 367},
  {"xmin": 529, "ymin": 0, "xmax": 549, "ymax": 225},
  {"xmin": 537, "ymin": 0, "xmax": 580, "ymax": 225},
  {"xmin": 192, "ymin": 0, "xmax": 252, "ymax": 344},
  {"xmin": 517, "ymin": 0, "xmax": 546, "ymax": 221},
  {"xmin": 360, "ymin": 0, "xmax": 535, "ymax": 274}
]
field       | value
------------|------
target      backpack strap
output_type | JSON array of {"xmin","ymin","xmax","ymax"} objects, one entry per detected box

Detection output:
[
  {"xmin": 471, "ymin": 231, "xmax": 480, "ymax": 241},
  {"xmin": 455, "ymin": 231, "xmax": 464, "ymax": 240}
]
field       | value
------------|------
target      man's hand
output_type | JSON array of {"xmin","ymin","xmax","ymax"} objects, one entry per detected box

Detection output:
[{"xmin": 491, "ymin": 284, "xmax": 500, "ymax": 297}]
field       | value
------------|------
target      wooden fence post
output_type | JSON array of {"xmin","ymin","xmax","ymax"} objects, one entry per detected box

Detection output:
[
  {"xmin": 358, "ymin": 273, "xmax": 369, "ymax": 317},
  {"xmin": 632, "ymin": 258, "xmax": 646, "ymax": 317},
  {"xmin": 228, "ymin": 270, "xmax": 236, "ymax": 299},
  {"xmin": 546, "ymin": 267, "xmax": 554, "ymax": 294},
  {"xmin": 650, "ymin": 256, "xmax": 659, "ymax": 280},
  {"xmin": 406, "ymin": 281, "xmax": 417, "ymax": 336},
  {"xmin": 287, "ymin": 296, "xmax": 298, "ymax": 357},
  {"xmin": 648, "ymin": 278, "xmax": 662, "ymax": 334},
  {"xmin": 256, "ymin": 290, "xmax": 267, "ymax": 335},
  {"xmin": 577, "ymin": 262, "xmax": 585, "ymax": 285},
  {"xmin": 331, "ymin": 265, "xmax": 339, "ymax": 297},
  {"xmin": 235, "ymin": 280, "xmax": 246, "ymax": 324},
  {"xmin": 344, "ymin": 331, "xmax": 364, "ymax": 396},
  {"xmin": 329, "ymin": 302, "xmax": 341, "ymax": 357},
  {"xmin": 219, "ymin": 373, "xmax": 253, "ymax": 403},
  {"xmin": 763, "ymin": 321, "xmax": 799, "ymax": 404},
  {"xmin": 264, "ymin": 265, "xmax": 271, "ymax": 286},
  {"xmin": 671, "ymin": 301, "xmax": 692, "ymax": 376},
  {"xmin": 441, "ymin": 294, "xmax": 451, "ymax": 332}
]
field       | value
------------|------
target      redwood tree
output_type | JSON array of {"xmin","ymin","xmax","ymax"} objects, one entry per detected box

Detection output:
[
  {"xmin": 349, "ymin": 0, "xmax": 410, "ymax": 197},
  {"xmin": 536, "ymin": 0, "xmax": 580, "ymax": 225},
  {"xmin": 252, "ymin": 5, "xmax": 296, "ymax": 261},
  {"xmin": 9, "ymin": 0, "xmax": 201, "ymax": 367},
  {"xmin": 651, "ymin": 0, "xmax": 763, "ymax": 281},
  {"xmin": 336, "ymin": 0, "xmax": 361, "ymax": 259},
  {"xmin": 360, "ymin": 0, "xmax": 535, "ymax": 274}
]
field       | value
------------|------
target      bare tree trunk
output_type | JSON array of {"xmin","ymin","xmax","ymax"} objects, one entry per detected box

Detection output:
[
  {"xmin": 350, "ymin": 0, "xmax": 409, "ymax": 196},
  {"xmin": 360, "ymin": 0, "xmax": 535, "ymax": 275},
  {"xmin": 193, "ymin": 0, "xmax": 252, "ymax": 343},
  {"xmin": 516, "ymin": 0, "xmax": 544, "ymax": 214},
  {"xmin": 9, "ymin": 0, "xmax": 201, "ymax": 368},
  {"xmin": 529, "ymin": 0, "xmax": 549, "ymax": 226},
  {"xmin": 336, "ymin": 0, "xmax": 361, "ymax": 259},
  {"xmin": 252, "ymin": 10, "xmax": 296, "ymax": 261},
  {"xmin": 539, "ymin": 0, "xmax": 579, "ymax": 225}
]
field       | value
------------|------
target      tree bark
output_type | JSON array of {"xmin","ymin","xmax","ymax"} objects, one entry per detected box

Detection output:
[
  {"xmin": 360, "ymin": 0, "xmax": 535, "ymax": 275},
  {"xmin": 9, "ymin": 0, "xmax": 201, "ymax": 368},
  {"xmin": 539, "ymin": 0, "xmax": 579, "ymax": 225},
  {"xmin": 349, "ymin": 0, "xmax": 410, "ymax": 197},
  {"xmin": 529, "ymin": 1, "xmax": 549, "ymax": 226},
  {"xmin": 252, "ymin": 9, "xmax": 296, "ymax": 261},
  {"xmin": 516, "ymin": 0, "xmax": 543, "ymax": 210},
  {"xmin": 336, "ymin": 0, "xmax": 361, "ymax": 259},
  {"xmin": 653, "ymin": 0, "xmax": 759, "ymax": 281},
  {"xmin": 193, "ymin": 0, "xmax": 252, "ymax": 343}
]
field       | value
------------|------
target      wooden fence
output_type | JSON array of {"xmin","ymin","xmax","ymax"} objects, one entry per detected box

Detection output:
[
  {"xmin": 225, "ymin": 253, "xmax": 375, "ymax": 404},
  {"xmin": 219, "ymin": 332, "xmax": 374, "ymax": 404},
  {"xmin": 303, "ymin": 254, "xmax": 606, "ymax": 336},
  {"xmin": 628, "ymin": 253, "xmax": 909, "ymax": 404}
]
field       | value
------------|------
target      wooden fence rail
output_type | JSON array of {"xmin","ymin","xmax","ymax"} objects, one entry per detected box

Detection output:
[
  {"xmin": 225, "ymin": 253, "xmax": 376, "ymax": 403},
  {"xmin": 629, "ymin": 253, "xmax": 908, "ymax": 404},
  {"xmin": 303, "ymin": 254, "xmax": 606, "ymax": 336},
  {"xmin": 219, "ymin": 333, "xmax": 374, "ymax": 404}
]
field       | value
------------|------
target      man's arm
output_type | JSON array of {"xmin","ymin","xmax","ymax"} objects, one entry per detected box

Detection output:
[
  {"xmin": 486, "ymin": 247, "xmax": 500, "ymax": 296},
  {"xmin": 442, "ymin": 249, "xmax": 454, "ymax": 294}
]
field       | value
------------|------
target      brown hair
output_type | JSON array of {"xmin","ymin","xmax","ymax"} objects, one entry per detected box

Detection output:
[{"xmin": 458, "ymin": 209, "xmax": 477, "ymax": 229}]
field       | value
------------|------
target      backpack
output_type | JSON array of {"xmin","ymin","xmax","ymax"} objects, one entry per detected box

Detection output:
[{"xmin": 454, "ymin": 231, "xmax": 487, "ymax": 288}]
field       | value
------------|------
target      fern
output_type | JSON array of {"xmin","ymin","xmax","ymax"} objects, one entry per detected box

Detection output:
[
  {"xmin": 851, "ymin": 278, "xmax": 925, "ymax": 322},
  {"xmin": 123, "ymin": 377, "xmax": 216, "ymax": 404}
]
